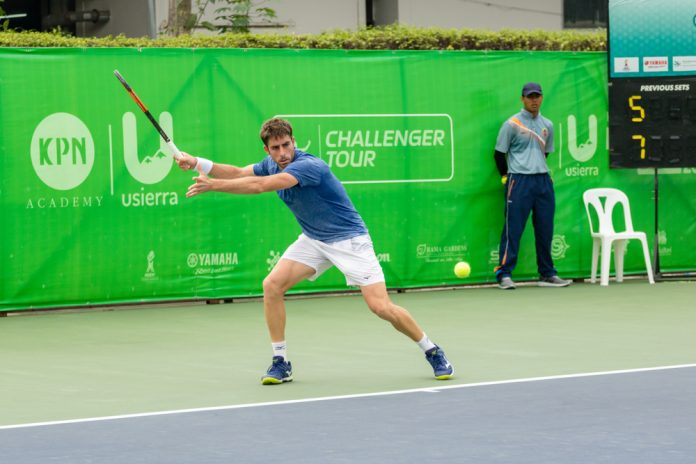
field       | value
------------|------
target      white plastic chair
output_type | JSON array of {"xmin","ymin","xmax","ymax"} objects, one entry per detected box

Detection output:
[{"xmin": 582, "ymin": 188, "xmax": 655, "ymax": 286}]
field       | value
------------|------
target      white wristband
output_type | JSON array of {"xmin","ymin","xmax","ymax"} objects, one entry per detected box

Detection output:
[{"xmin": 195, "ymin": 157, "xmax": 213, "ymax": 174}]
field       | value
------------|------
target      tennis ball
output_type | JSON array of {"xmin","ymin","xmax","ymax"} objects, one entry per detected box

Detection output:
[{"xmin": 454, "ymin": 261, "xmax": 471, "ymax": 278}]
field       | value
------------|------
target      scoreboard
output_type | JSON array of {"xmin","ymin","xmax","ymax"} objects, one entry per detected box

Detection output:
[
  {"xmin": 608, "ymin": 0, "xmax": 696, "ymax": 168},
  {"xmin": 609, "ymin": 77, "xmax": 696, "ymax": 167}
]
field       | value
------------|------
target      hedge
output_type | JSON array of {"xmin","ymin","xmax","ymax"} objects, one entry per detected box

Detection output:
[{"xmin": 0, "ymin": 25, "xmax": 606, "ymax": 51}]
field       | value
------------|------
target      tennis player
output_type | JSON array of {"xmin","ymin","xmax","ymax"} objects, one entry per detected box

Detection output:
[{"xmin": 177, "ymin": 118, "xmax": 453, "ymax": 384}]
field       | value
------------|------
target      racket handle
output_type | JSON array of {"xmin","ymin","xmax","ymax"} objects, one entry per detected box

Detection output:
[{"xmin": 167, "ymin": 140, "xmax": 183, "ymax": 160}]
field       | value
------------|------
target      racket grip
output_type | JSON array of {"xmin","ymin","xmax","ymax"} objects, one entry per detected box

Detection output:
[{"xmin": 167, "ymin": 140, "xmax": 183, "ymax": 160}]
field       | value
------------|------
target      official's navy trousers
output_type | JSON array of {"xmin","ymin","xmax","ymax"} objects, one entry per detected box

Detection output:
[{"xmin": 496, "ymin": 173, "xmax": 557, "ymax": 280}]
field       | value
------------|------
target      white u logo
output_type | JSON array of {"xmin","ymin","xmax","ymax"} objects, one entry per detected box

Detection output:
[
  {"xmin": 122, "ymin": 112, "xmax": 175, "ymax": 184},
  {"xmin": 567, "ymin": 115, "xmax": 598, "ymax": 163}
]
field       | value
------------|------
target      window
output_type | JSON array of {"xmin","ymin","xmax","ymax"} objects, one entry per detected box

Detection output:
[{"xmin": 564, "ymin": 0, "xmax": 607, "ymax": 28}]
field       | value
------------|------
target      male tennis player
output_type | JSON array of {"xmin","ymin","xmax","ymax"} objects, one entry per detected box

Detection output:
[{"xmin": 177, "ymin": 118, "xmax": 453, "ymax": 384}]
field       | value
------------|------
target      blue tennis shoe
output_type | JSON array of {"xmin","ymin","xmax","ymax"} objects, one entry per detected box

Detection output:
[
  {"xmin": 261, "ymin": 356, "xmax": 293, "ymax": 385},
  {"xmin": 425, "ymin": 346, "xmax": 454, "ymax": 380}
]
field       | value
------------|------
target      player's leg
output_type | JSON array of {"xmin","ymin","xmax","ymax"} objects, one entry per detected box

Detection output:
[
  {"xmin": 261, "ymin": 235, "xmax": 332, "ymax": 385},
  {"xmin": 262, "ymin": 258, "xmax": 315, "ymax": 343},
  {"xmin": 360, "ymin": 281, "xmax": 423, "ymax": 340},
  {"xmin": 326, "ymin": 235, "xmax": 454, "ymax": 379},
  {"xmin": 260, "ymin": 258, "xmax": 314, "ymax": 385},
  {"xmin": 360, "ymin": 283, "xmax": 453, "ymax": 379},
  {"xmin": 318, "ymin": 235, "xmax": 415, "ymax": 336}
]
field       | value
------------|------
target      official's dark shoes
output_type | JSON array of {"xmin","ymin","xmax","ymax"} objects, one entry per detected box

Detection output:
[{"xmin": 538, "ymin": 275, "xmax": 571, "ymax": 287}]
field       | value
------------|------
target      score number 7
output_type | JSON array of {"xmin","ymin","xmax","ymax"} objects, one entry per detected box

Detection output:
[{"xmin": 629, "ymin": 95, "xmax": 646, "ymax": 159}]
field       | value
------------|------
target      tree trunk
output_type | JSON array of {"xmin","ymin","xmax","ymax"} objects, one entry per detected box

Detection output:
[{"xmin": 167, "ymin": 0, "xmax": 193, "ymax": 36}]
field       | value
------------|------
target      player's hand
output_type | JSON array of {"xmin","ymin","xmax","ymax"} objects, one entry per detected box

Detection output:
[
  {"xmin": 187, "ymin": 170, "xmax": 214, "ymax": 198},
  {"xmin": 176, "ymin": 152, "xmax": 198, "ymax": 171}
]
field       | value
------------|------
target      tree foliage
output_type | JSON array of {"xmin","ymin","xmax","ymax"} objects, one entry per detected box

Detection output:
[
  {"xmin": 0, "ymin": 0, "xmax": 8, "ymax": 32},
  {"xmin": 173, "ymin": 0, "xmax": 278, "ymax": 35}
]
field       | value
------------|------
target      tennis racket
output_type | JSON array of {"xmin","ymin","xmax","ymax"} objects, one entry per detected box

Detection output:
[{"xmin": 113, "ymin": 69, "xmax": 183, "ymax": 160}]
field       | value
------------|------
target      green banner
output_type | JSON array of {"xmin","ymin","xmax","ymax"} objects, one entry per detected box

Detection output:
[{"xmin": 1, "ymin": 48, "xmax": 694, "ymax": 311}]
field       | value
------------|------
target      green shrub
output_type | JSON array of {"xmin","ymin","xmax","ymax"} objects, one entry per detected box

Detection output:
[{"xmin": 0, "ymin": 24, "xmax": 606, "ymax": 51}]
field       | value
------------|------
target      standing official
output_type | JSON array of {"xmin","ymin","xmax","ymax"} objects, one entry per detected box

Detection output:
[{"xmin": 493, "ymin": 83, "xmax": 571, "ymax": 290}]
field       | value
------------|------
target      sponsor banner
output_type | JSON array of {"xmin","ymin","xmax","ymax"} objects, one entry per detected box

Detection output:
[
  {"xmin": 673, "ymin": 56, "xmax": 696, "ymax": 73},
  {"xmin": 416, "ymin": 243, "xmax": 468, "ymax": 264},
  {"xmin": 642, "ymin": 57, "xmax": 669, "ymax": 73},
  {"xmin": 1, "ymin": 48, "xmax": 694, "ymax": 310},
  {"xmin": 187, "ymin": 252, "xmax": 239, "ymax": 276},
  {"xmin": 610, "ymin": 0, "xmax": 696, "ymax": 77},
  {"xmin": 614, "ymin": 57, "xmax": 639, "ymax": 74},
  {"xmin": 277, "ymin": 113, "xmax": 454, "ymax": 184}
]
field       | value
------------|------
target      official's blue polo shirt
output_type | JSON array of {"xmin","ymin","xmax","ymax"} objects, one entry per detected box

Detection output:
[{"xmin": 495, "ymin": 109, "xmax": 554, "ymax": 174}]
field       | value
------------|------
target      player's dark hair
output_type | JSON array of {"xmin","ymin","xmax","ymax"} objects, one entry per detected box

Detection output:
[{"xmin": 260, "ymin": 118, "xmax": 293, "ymax": 146}]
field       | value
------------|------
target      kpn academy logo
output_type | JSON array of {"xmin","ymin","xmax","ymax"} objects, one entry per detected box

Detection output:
[
  {"xmin": 28, "ymin": 111, "xmax": 179, "ymax": 209},
  {"xmin": 31, "ymin": 113, "xmax": 95, "ymax": 191}
]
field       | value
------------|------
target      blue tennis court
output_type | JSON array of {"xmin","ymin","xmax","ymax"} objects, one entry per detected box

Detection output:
[{"xmin": 2, "ymin": 365, "xmax": 695, "ymax": 463}]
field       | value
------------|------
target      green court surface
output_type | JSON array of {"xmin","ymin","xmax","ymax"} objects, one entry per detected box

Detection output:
[{"xmin": 1, "ymin": 280, "xmax": 694, "ymax": 427}]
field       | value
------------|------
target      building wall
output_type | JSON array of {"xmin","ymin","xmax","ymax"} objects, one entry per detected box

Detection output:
[
  {"xmin": 74, "ymin": 0, "xmax": 564, "ymax": 38},
  {"xmin": 76, "ymin": 0, "xmax": 157, "ymax": 38},
  {"xmin": 392, "ymin": 0, "xmax": 563, "ymax": 31}
]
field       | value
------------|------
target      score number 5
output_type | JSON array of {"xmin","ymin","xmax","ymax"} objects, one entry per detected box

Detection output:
[
  {"xmin": 629, "ymin": 95, "xmax": 645, "ymax": 122},
  {"xmin": 629, "ymin": 95, "xmax": 646, "ymax": 159}
]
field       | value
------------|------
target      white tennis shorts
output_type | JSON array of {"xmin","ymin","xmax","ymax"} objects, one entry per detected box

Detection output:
[{"xmin": 282, "ymin": 233, "xmax": 385, "ymax": 287}]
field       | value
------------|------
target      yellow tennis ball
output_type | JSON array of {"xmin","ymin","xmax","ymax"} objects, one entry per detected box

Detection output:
[{"xmin": 454, "ymin": 261, "xmax": 471, "ymax": 278}]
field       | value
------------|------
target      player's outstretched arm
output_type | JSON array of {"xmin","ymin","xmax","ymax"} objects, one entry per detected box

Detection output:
[
  {"xmin": 186, "ymin": 172, "xmax": 298, "ymax": 198},
  {"xmin": 208, "ymin": 163, "xmax": 255, "ymax": 179},
  {"xmin": 176, "ymin": 152, "xmax": 254, "ymax": 179}
]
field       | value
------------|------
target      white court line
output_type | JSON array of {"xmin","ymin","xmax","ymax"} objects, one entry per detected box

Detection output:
[{"xmin": 2, "ymin": 363, "xmax": 695, "ymax": 431}]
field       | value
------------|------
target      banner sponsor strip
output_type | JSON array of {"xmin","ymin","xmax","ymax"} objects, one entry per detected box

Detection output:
[{"xmin": 1, "ymin": 48, "xmax": 694, "ymax": 310}]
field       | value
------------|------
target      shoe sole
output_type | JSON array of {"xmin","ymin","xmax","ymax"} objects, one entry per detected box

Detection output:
[
  {"xmin": 261, "ymin": 375, "xmax": 293, "ymax": 385},
  {"xmin": 498, "ymin": 285, "xmax": 516, "ymax": 290},
  {"xmin": 434, "ymin": 366, "xmax": 454, "ymax": 380},
  {"xmin": 538, "ymin": 282, "xmax": 570, "ymax": 287}
]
